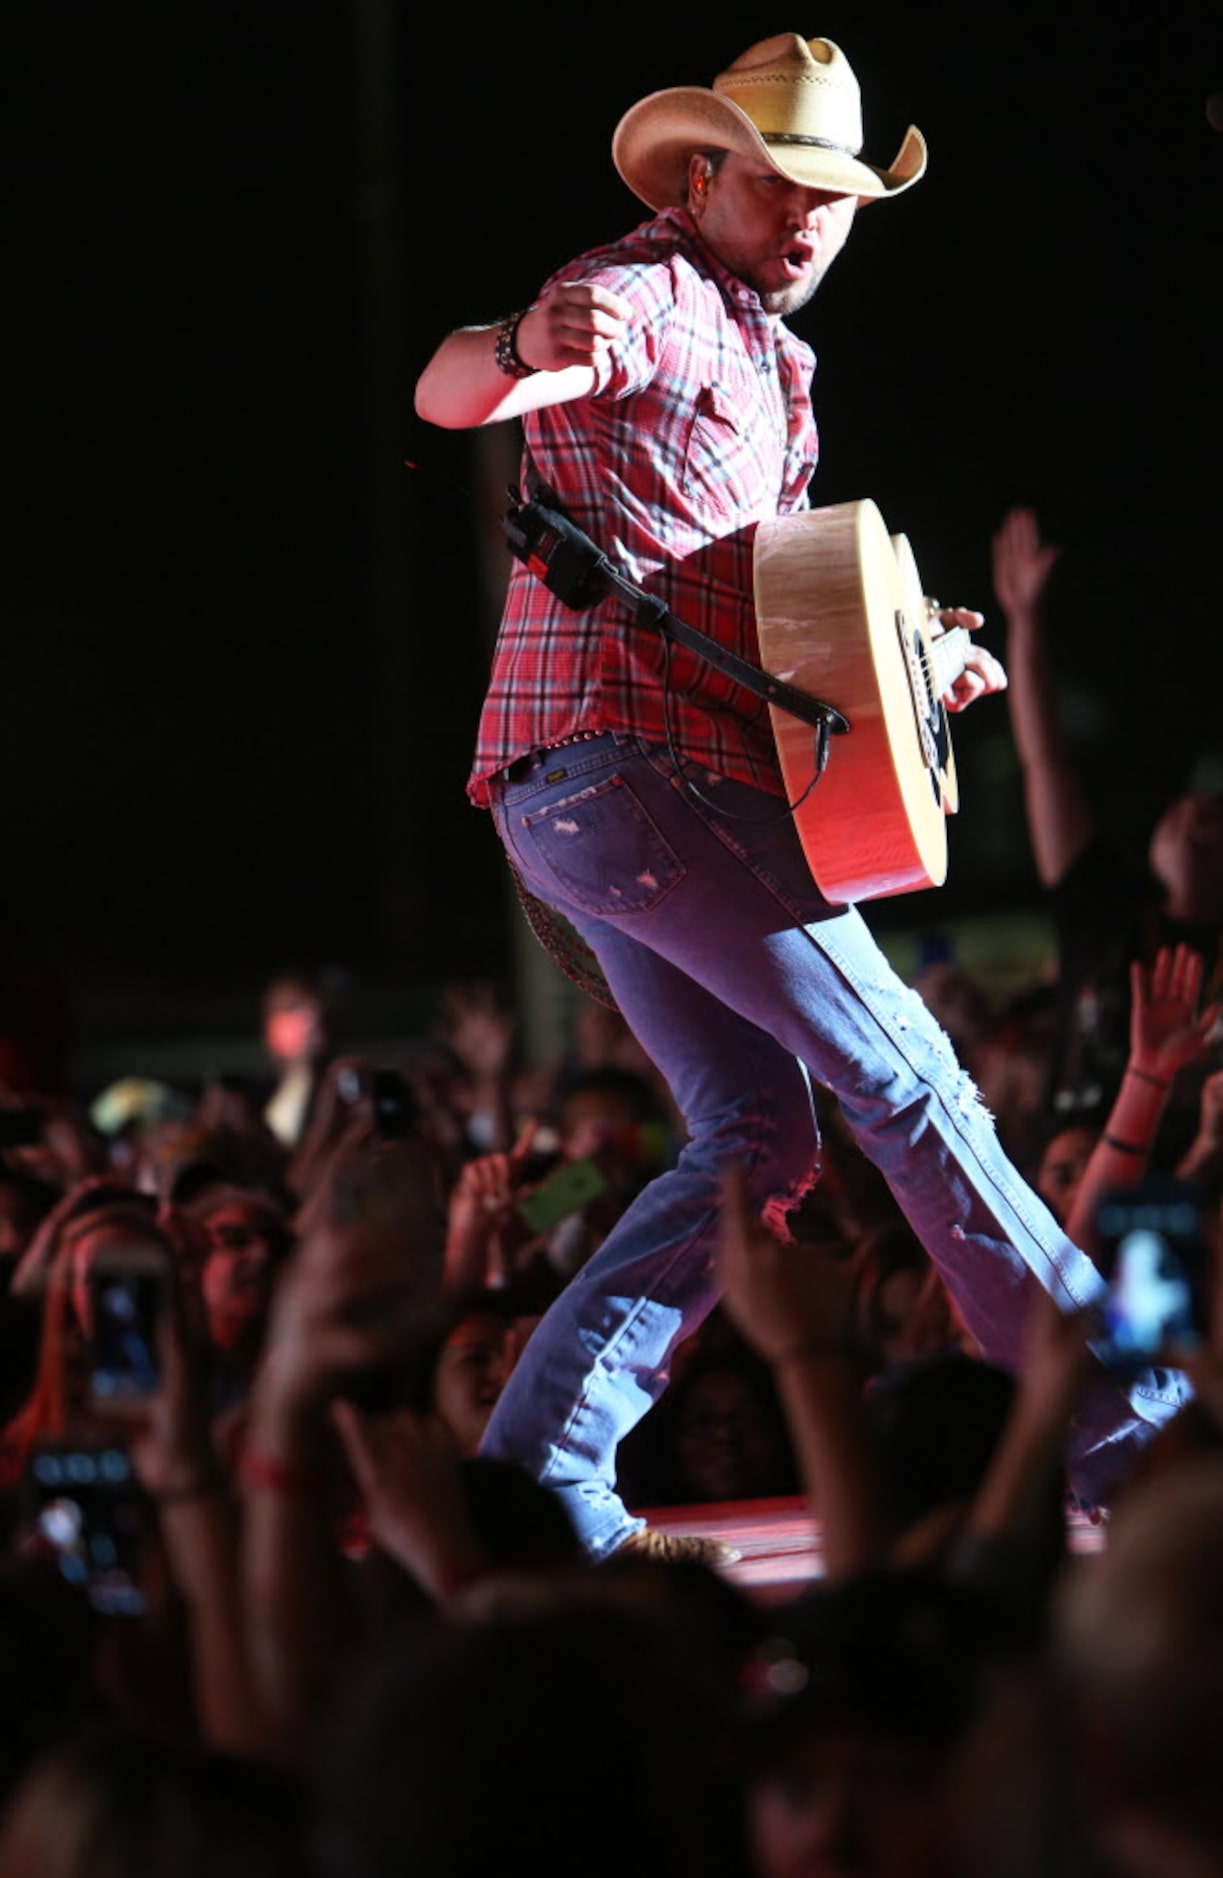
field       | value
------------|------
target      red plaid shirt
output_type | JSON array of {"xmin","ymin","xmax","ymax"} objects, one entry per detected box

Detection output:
[{"xmin": 469, "ymin": 209, "xmax": 819, "ymax": 806}]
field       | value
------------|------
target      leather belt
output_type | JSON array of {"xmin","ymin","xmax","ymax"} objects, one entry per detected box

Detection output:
[{"xmin": 502, "ymin": 730, "xmax": 604, "ymax": 783}]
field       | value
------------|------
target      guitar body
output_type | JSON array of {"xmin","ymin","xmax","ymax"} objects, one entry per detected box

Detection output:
[{"xmin": 753, "ymin": 498, "xmax": 960, "ymax": 904}]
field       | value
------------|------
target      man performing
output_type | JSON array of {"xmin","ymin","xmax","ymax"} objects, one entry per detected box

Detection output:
[{"xmin": 415, "ymin": 32, "xmax": 1185, "ymax": 1559}]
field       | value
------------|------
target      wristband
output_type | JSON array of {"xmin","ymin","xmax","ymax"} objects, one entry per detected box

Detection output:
[
  {"xmin": 1125, "ymin": 1066, "xmax": 1171, "ymax": 1092},
  {"xmin": 493, "ymin": 307, "xmax": 537, "ymax": 380},
  {"xmin": 240, "ymin": 1446, "xmax": 324, "ymax": 1496}
]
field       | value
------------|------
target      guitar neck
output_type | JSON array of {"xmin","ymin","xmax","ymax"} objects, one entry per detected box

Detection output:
[{"xmin": 929, "ymin": 624, "xmax": 970, "ymax": 694}]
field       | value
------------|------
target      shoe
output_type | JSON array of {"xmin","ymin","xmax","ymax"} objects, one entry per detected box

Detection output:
[{"xmin": 609, "ymin": 1526, "xmax": 741, "ymax": 1568}]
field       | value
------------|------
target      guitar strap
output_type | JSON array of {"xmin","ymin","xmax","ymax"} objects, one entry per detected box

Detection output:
[{"xmin": 503, "ymin": 472, "xmax": 850, "ymax": 767}]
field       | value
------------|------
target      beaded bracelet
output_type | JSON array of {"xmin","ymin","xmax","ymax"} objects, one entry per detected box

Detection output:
[{"xmin": 493, "ymin": 307, "xmax": 537, "ymax": 379}]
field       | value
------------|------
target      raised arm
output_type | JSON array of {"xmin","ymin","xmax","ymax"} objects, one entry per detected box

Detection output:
[
  {"xmin": 716, "ymin": 1164, "xmax": 888, "ymax": 1579},
  {"xmin": 129, "ymin": 1263, "xmax": 265, "ymax": 1756},
  {"xmin": 1178, "ymin": 1068, "xmax": 1223, "ymax": 1191},
  {"xmin": 240, "ymin": 1192, "xmax": 437, "ymax": 1760},
  {"xmin": 414, "ymin": 281, "xmax": 632, "ymax": 430},
  {"xmin": 1064, "ymin": 945, "xmax": 1219, "ymax": 1254},
  {"xmin": 442, "ymin": 1120, "xmax": 540, "ymax": 1295},
  {"xmin": 955, "ymin": 1285, "xmax": 1095, "ymax": 1605},
  {"xmin": 990, "ymin": 506, "xmax": 1094, "ymax": 887}
]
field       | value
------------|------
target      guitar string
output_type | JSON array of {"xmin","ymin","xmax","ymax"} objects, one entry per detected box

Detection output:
[{"xmin": 916, "ymin": 628, "xmax": 969, "ymax": 691}]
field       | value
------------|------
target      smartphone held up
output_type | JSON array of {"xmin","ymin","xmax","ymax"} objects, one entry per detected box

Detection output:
[
  {"xmin": 25, "ymin": 1437, "xmax": 150, "ymax": 1617},
  {"xmin": 1093, "ymin": 1177, "xmax": 1210, "ymax": 1369},
  {"xmin": 84, "ymin": 1240, "xmax": 170, "ymax": 1413},
  {"xmin": 514, "ymin": 1156, "xmax": 608, "ymax": 1235}
]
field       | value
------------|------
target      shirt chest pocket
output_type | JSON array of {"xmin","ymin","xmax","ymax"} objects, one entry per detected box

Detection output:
[{"xmin": 679, "ymin": 380, "xmax": 771, "ymax": 518}]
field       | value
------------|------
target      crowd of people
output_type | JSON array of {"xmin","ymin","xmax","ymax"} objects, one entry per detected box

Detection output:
[{"xmin": 1, "ymin": 611, "xmax": 1223, "ymax": 1872}]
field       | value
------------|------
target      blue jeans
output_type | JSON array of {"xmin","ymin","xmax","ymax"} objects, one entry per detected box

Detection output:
[{"xmin": 482, "ymin": 733, "xmax": 1186, "ymax": 1556}]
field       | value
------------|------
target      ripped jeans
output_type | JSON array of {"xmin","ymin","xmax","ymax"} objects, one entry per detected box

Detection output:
[{"xmin": 482, "ymin": 733, "xmax": 1186, "ymax": 1555}]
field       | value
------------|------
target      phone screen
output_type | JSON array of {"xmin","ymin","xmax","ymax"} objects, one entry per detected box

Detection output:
[
  {"xmin": 1094, "ymin": 1180, "xmax": 1207, "ymax": 1367},
  {"xmin": 87, "ymin": 1261, "xmax": 165, "ymax": 1405},
  {"xmin": 515, "ymin": 1157, "xmax": 609, "ymax": 1234},
  {"xmin": 26, "ymin": 1441, "xmax": 149, "ymax": 1616},
  {"xmin": 371, "ymin": 1069, "xmax": 416, "ymax": 1140}
]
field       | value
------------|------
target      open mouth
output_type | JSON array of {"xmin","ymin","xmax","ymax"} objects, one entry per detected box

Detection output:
[{"xmin": 779, "ymin": 244, "xmax": 814, "ymax": 279}]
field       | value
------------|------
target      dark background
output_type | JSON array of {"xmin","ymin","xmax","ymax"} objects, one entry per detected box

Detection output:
[{"xmin": 5, "ymin": 2, "xmax": 1221, "ymax": 1076}]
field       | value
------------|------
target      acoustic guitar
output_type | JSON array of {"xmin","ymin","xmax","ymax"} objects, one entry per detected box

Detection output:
[{"xmin": 753, "ymin": 497, "xmax": 970, "ymax": 904}]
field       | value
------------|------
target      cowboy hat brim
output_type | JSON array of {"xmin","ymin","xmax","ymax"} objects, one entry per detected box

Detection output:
[{"xmin": 612, "ymin": 87, "xmax": 926, "ymax": 212}]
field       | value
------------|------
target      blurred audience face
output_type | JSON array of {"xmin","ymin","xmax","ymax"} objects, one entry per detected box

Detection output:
[
  {"xmin": 558, "ymin": 1086, "xmax": 647, "ymax": 1162},
  {"xmin": 198, "ymin": 1200, "xmax": 281, "ymax": 1355},
  {"xmin": 262, "ymin": 977, "xmax": 329, "ymax": 1069},
  {"xmin": 1035, "ymin": 1124, "xmax": 1097, "ymax": 1227},
  {"xmin": 555, "ymin": 1078, "xmax": 671, "ymax": 1207},
  {"xmin": 431, "ymin": 1310, "xmax": 517, "ymax": 1455},
  {"xmin": 672, "ymin": 1363, "xmax": 791, "ymax": 1505}
]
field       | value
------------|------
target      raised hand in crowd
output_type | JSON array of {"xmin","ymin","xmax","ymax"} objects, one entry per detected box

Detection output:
[
  {"xmin": 284, "ymin": 1054, "xmax": 374, "ymax": 1205},
  {"xmin": 1178, "ymin": 1064, "xmax": 1223, "ymax": 1190},
  {"xmin": 1065, "ymin": 944, "xmax": 1219, "ymax": 1252},
  {"xmin": 330, "ymin": 1397, "xmax": 487, "ymax": 1605},
  {"xmin": 288, "ymin": 1055, "xmax": 446, "ymax": 1246},
  {"xmin": 990, "ymin": 504, "xmax": 1061, "ymax": 620},
  {"xmin": 0, "ymin": 1087, "xmax": 107, "ymax": 1195},
  {"xmin": 717, "ymin": 1163, "xmax": 887, "ymax": 1579},
  {"xmin": 240, "ymin": 1159, "xmax": 442, "ymax": 1759},
  {"xmin": 1127, "ymin": 944, "xmax": 1219, "ymax": 1089},
  {"xmin": 956, "ymin": 1284, "xmax": 1096, "ymax": 1606},
  {"xmin": 1, "ymin": 1186, "xmax": 268, "ymax": 1754},
  {"xmin": 437, "ymin": 980, "xmax": 516, "ymax": 1077},
  {"xmin": 7, "ymin": 1175, "xmax": 158, "ymax": 1303},
  {"xmin": 122, "ymin": 1206, "xmax": 266, "ymax": 1754},
  {"xmin": 443, "ymin": 1119, "xmax": 541, "ymax": 1293},
  {"xmin": 990, "ymin": 505, "xmax": 1093, "ymax": 890}
]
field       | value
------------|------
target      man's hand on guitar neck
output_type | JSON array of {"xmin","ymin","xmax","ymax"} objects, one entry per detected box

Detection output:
[{"xmin": 930, "ymin": 604, "xmax": 1008, "ymax": 713}]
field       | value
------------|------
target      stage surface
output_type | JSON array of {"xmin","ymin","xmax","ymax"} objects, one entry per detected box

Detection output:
[{"xmin": 636, "ymin": 1495, "xmax": 1107, "ymax": 1602}]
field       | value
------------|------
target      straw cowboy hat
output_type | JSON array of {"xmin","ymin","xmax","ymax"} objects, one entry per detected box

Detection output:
[{"xmin": 612, "ymin": 33, "xmax": 926, "ymax": 211}]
